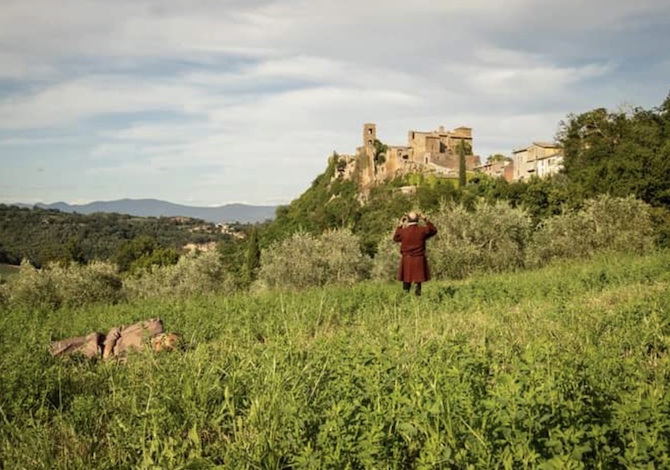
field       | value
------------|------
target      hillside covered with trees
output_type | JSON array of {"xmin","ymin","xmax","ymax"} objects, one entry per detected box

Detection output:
[{"xmin": 0, "ymin": 205, "xmax": 239, "ymax": 269}]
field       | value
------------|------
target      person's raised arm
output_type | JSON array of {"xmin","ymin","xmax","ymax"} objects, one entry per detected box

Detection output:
[
  {"xmin": 419, "ymin": 212, "xmax": 437, "ymax": 238},
  {"xmin": 393, "ymin": 215, "xmax": 407, "ymax": 242}
]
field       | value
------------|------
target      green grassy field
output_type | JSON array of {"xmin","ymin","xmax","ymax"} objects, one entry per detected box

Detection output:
[{"xmin": 1, "ymin": 252, "xmax": 670, "ymax": 468}]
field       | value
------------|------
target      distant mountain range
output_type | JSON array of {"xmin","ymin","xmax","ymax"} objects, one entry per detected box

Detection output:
[{"xmin": 14, "ymin": 199, "xmax": 277, "ymax": 223}]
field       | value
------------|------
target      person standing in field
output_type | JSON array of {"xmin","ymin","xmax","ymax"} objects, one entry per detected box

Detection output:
[{"xmin": 393, "ymin": 211, "xmax": 437, "ymax": 296}]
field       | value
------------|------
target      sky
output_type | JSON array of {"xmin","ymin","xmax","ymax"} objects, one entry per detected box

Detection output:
[{"xmin": 1, "ymin": 0, "xmax": 669, "ymax": 207}]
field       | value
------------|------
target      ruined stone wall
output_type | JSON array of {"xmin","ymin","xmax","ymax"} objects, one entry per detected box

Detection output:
[
  {"xmin": 408, "ymin": 128, "xmax": 473, "ymax": 158},
  {"xmin": 385, "ymin": 146, "xmax": 410, "ymax": 175},
  {"xmin": 430, "ymin": 153, "xmax": 459, "ymax": 169}
]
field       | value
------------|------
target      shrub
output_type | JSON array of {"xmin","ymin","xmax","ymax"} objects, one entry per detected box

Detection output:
[
  {"xmin": 123, "ymin": 250, "xmax": 233, "ymax": 300},
  {"xmin": 650, "ymin": 206, "xmax": 670, "ymax": 249},
  {"xmin": 5, "ymin": 260, "xmax": 123, "ymax": 310},
  {"xmin": 8, "ymin": 259, "xmax": 61, "ymax": 310},
  {"xmin": 0, "ymin": 277, "xmax": 8, "ymax": 308},
  {"xmin": 258, "ymin": 229, "xmax": 371, "ymax": 289},
  {"xmin": 427, "ymin": 200, "xmax": 532, "ymax": 279},
  {"xmin": 371, "ymin": 237, "xmax": 400, "ymax": 282},
  {"xmin": 527, "ymin": 195, "xmax": 655, "ymax": 266},
  {"xmin": 49, "ymin": 261, "xmax": 123, "ymax": 308}
]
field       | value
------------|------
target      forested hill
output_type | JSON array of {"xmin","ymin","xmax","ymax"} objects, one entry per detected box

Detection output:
[{"xmin": 0, "ymin": 205, "xmax": 239, "ymax": 267}]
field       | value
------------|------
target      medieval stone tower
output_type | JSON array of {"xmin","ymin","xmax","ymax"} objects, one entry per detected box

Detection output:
[
  {"xmin": 360, "ymin": 123, "xmax": 377, "ymax": 184},
  {"xmin": 362, "ymin": 123, "xmax": 376, "ymax": 148}
]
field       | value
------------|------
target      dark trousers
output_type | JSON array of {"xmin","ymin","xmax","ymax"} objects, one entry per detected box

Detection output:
[{"xmin": 403, "ymin": 282, "xmax": 422, "ymax": 296}]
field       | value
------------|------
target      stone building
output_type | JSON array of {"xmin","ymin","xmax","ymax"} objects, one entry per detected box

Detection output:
[
  {"xmin": 512, "ymin": 142, "xmax": 563, "ymax": 181},
  {"xmin": 475, "ymin": 159, "xmax": 514, "ymax": 182},
  {"xmin": 352, "ymin": 123, "xmax": 481, "ymax": 187}
]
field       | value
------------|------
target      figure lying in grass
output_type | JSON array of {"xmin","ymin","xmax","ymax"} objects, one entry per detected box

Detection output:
[{"xmin": 49, "ymin": 318, "xmax": 181, "ymax": 361}]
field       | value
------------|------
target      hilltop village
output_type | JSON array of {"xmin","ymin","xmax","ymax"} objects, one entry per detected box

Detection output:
[{"xmin": 335, "ymin": 123, "xmax": 564, "ymax": 188}]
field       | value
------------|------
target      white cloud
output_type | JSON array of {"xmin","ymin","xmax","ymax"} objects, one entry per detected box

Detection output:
[
  {"xmin": 0, "ymin": 76, "xmax": 210, "ymax": 128},
  {"xmin": 466, "ymin": 62, "xmax": 613, "ymax": 99}
]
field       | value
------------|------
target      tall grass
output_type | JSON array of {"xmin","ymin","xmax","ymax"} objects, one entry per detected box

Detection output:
[{"xmin": 1, "ymin": 252, "xmax": 670, "ymax": 468}]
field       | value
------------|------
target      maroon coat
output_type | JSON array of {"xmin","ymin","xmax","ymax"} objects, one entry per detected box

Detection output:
[{"xmin": 393, "ymin": 221, "xmax": 437, "ymax": 282}]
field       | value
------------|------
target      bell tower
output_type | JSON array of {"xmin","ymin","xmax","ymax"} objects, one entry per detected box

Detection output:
[{"xmin": 362, "ymin": 123, "xmax": 376, "ymax": 150}]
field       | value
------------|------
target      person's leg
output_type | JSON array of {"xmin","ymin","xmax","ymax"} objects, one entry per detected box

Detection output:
[
  {"xmin": 103, "ymin": 327, "xmax": 122, "ymax": 360},
  {"xmin": 403, "ymin": 282, "xmax": 411, "ymax": 293},
  {"xmin": 415, "ymin": 282, "xmax": 422, "ymax": 296},
  {"xmin": 49, "ymin": 335, "xmax": 88, "ymax": 357}
]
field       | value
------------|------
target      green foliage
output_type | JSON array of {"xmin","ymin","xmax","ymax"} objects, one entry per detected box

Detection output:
[
  {"xmin": 0, "ymin": 205, "xmax": 227, "ymax": 268},
  {"xmin": 370, "ymin": 236, "xmax": 399, "ymax": 281},
  {"xmin": 464, "ymin": 173, "xmax": 584, "ymax": 224},
  {"xmin": 415, "ymin": 178, "xmax": 459, "ymax": 212},
  {"xmin": 218, "ymin": 236, "xmax": 248, "ymax": 290},
  {"xmin": 123, "ymin": 250, "xmax": 233, "ymax": 300},
  {"xmin": 50, "ymin": 261, "xmax": 124, "ymax": 308},
  {"xmin": 8, "ymin": 259, "xmax": 62, "ymax": 310},
  {"xmin": 6, "ymin": 259, "xmax": 123, "ymax": 310},
  {"xmin": 355, "ymin": 186, "xmax": 413, "ymax": 256},
  {"xmin": 244, "ymin": 227, "xmax": 261, "ymax": 283},
  {"xmin": 527, "ymin": 195, "xmax": 655, "ymax": 266},
  {"xmin": 427, "ymin": 200, "xmax": 532, "ymax": 279},
  {"xmin": 455, "ymin": 139, "xmax": 473, "ymax": 156},
  {"xmin": 0, "ymin": 276, "xmax": 10, "ymax": 308},
  {"xmin": 114, "ymin": 235, "xmax": 180, "ymax": 273},
  {"xmin": 373, "ymin": 138, "xmax": 388, "ymax": 166},
  {"xmin": 650, "ymin": 206, "xmax": 670, "ymax": 248},
  {"xmin": 458, "ymin": 140, "xmax": 467, "ymax": 189},
  {"xmin": 558, "ymin": 93, "xmax": 670, "ymax": 209},
  {"xmin": 2, "ymin": 253, "xmax": 670, "ymax": 467},
  {"xmin": 258, "ymin": 228, "xmax": 371, "ymax": 289},
  {"xmin": 512, "ymin": 174, "xmax": 579, "ymax": 222}
]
